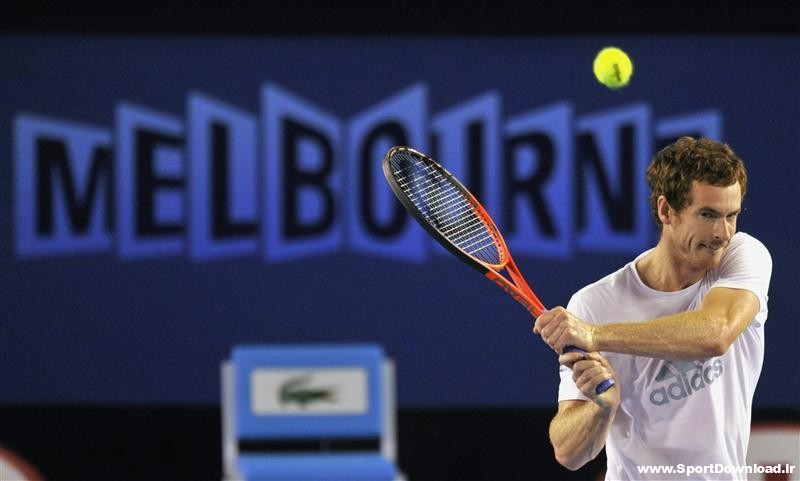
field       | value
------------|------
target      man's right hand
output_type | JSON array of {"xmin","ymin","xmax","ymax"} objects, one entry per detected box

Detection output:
[{"xmin": 559, "ymin": 351, "xmax": 620, "ymax": 409}]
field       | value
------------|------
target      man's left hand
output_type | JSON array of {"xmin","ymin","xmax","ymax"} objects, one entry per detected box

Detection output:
[{"xmin": 533, "ymin": 306, "xmax": 598, "ymax": 354}]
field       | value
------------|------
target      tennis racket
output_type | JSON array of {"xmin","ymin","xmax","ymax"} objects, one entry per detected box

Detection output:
[{"xmin": 382, "ymin": 146, "xmax": 614, "ymax": 395}]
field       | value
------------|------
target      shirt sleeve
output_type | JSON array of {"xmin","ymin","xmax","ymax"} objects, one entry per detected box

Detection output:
[
  {"xmin": 710, "ymin": 233, "xmax": 772, "ymax": 327},
  {"xmin": 557, "ymin": 293, "xmax": 591, "ymax": 402}
]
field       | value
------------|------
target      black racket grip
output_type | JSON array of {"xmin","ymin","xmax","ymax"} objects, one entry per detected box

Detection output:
[{"xmin": 564, "ymin": 346, "xmax": 616, "ymax": 394}]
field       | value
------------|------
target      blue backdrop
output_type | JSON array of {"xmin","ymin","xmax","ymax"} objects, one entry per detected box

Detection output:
[{"xmin": 1, "ymin": 35, "xmax": 797, "ymax": 407}]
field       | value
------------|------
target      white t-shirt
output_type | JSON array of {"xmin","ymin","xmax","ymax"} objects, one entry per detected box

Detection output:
[{"xmin": 558, "ymin": 232, "xmax": 772, "ymax": 481}]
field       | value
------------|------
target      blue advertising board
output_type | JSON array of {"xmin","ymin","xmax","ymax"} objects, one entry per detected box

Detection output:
[{"xmin": 1, "ymin": 35, "xmax": 797, "ymax": 407}]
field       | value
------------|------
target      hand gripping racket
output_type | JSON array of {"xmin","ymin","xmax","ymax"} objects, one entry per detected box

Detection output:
[{"xmin": 382, "ymin": 146, "xmax": 614, "ymax": 395}]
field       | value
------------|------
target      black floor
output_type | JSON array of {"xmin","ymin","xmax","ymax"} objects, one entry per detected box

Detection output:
[{"xmin": 1, "ymin": 405, "xmax": 797, "ymax": 481}]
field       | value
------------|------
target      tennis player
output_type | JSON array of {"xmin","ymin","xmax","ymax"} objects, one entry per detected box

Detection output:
[{"xmin": 533, "ymin": 137, "xmax": 772, "ymax": 480}]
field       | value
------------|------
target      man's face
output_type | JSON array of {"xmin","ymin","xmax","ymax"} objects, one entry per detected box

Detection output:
[{"xmin": 667, "ymin": 181, "xmax": 742, "ymax": 272}]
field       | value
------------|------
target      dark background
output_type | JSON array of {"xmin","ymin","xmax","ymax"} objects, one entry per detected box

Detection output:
[{"xmin": 1, "ymin": 1, "xmax": 798, "ymax": 480}]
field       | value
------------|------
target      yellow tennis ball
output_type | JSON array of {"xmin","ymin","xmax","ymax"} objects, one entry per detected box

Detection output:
[{"xmin": 593, "ymin": 47, "xmax": 633, "ymax": 89}]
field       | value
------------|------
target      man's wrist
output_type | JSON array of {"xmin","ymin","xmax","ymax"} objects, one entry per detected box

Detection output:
[{"xmin": 593, "ymin": 324, "xmax": 606, "ymax": 352}]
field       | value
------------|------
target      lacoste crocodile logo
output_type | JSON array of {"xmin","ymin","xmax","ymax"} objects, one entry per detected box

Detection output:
[{"xmin": 279, "ymin": 373, "xmax": 337, "ymax": 408}]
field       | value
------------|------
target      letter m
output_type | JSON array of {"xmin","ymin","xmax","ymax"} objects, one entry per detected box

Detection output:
[{"xmin": 14, "ymin": 114, "xmax": 112, "ymax": 256}]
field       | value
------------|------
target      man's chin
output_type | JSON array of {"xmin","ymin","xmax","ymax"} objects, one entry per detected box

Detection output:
[{"xmin": 696, "ymin": 246, "xmax": 725, "ymax": 269}]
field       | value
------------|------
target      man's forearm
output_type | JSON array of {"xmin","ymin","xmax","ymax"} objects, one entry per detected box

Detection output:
[
  {"xmin": 550, "ymin": 401, "xmax": 616, "ymax": 470},
  {"xmin": 591, "ymin": 286, "xmax": 759, "ymax": 360},
  {"xmin": 595, "ymin": 310, "xmax": 731, "ymax": 360}
]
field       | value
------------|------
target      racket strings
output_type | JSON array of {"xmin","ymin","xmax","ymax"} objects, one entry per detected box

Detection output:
[
  {"xmin": 396, "ymin": 170, "xmax": 496, "ymax": 256},
  {"xmin": 395, "ymin": 174, "xmax": 467, "ymax": 219},
  {"xmin": 389, "ymin": 151, "xmax": 504, "ymax": 266},
  {"xmin": 393, "ymin": 160, "xmax": 491, "ymax": 245}
]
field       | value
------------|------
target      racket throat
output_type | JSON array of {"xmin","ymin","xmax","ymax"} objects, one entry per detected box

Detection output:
[{"xmin": 485, "ymin": 271, "xmax": 543, "ymax": 317}]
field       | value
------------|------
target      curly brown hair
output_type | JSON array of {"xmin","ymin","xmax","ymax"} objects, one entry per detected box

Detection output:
[{"xmin": 646, "ymin": 136, "xmax": 748, "ymax": 230}]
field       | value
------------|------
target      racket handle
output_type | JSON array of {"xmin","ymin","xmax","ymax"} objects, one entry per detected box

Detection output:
[{"xmin": 564, "ymin": 345, "xmax": 616, "ymax": 394}]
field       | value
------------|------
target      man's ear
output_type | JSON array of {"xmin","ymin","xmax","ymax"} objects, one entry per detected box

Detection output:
[{"xmin": 657, "ymin": 195, "xmax": 673, "ymax": 226}]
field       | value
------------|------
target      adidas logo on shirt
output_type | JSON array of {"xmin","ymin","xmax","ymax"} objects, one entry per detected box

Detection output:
[{"xmin": 648, "ymin": 359, "xmax": 724, "ymax": 406}]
